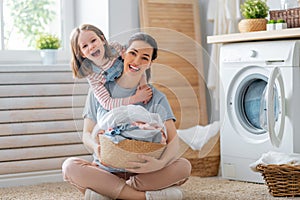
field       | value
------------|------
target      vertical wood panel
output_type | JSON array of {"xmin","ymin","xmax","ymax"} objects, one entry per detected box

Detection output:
[{"xmin": 139, "ymin": 0, "xmax": 208, "ymax": 128}]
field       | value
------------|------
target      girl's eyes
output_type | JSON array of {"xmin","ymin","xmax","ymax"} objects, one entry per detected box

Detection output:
[{"xmin": 80, "ymin": 38, "xmax": 98, "ymax": 49}]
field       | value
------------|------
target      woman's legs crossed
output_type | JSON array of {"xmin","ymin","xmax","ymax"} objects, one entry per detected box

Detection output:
[
  {"xmin": 126, "ymin": 157, "xmax": 191, "ymax": 191},
  {"xmin": 62, "ymin": 157, "xmax": 126, "ymax": 199}
]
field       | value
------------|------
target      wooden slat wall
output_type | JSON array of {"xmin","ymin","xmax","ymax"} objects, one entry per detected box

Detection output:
[
  {"xmin": 139, "ymin": 0, "xmax": 208, "ymax": 129},
  {"xmin": 0, "ymin": 65, "xmax": 91, "ymax": 176}
]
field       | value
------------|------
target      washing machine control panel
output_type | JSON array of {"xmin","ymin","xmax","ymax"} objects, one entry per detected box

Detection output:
[
  {"xmin": 220, "ymin": 41, "xmax": 295, "ymax": 65},
  {"xmin": 221, "ymin": 49, "xmax": 259, "ymax": 62}
]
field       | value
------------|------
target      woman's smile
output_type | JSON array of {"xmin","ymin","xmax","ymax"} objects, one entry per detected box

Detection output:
[
  {"xmin": 123, "ymin": 40, "xmax": 153, "ymax": 75},
  {"xmin": 129, "ymin": 64, "xmax": 140, "ymax": 72}
]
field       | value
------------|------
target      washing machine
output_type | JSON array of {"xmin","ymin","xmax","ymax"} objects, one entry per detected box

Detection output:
[{"xmin": 220, "ymin": 40, "xmax": 300, "ymax": 183}]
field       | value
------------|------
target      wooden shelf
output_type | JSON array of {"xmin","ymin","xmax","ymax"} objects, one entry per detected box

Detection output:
[{"xmin": 207, "ymin": 28, "xmax": 300, "ymax": 44}]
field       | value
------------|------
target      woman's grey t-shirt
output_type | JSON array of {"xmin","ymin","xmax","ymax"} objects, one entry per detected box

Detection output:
[
  {"xmin": 82, "ymin": 81, "xmax": 176, "ymax": 172},
  {"xmin": 83, "ymin": 81, "xmax": 176, "ymax": 123}
]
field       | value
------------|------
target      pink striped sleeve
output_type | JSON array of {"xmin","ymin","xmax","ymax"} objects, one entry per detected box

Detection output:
[{"xmin": 87, "ymin": 72, "xmax": 132, "ymax": 110}]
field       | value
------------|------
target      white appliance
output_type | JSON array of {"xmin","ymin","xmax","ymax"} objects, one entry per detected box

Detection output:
[{"xmin": 219, "ymin": 40, "xmax": 300, "ymax": 183}]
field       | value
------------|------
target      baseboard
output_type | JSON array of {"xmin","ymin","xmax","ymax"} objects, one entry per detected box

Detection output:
[{"xmin": 0, "ymin": 170, "xmax": 64, "ymax": 188}]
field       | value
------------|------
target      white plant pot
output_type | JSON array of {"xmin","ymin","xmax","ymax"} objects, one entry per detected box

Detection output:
[{"xmin": 40, "ymin": 49, "xmax": 58, "ymax": 65}]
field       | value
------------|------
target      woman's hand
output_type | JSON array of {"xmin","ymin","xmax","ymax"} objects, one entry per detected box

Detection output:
[
  {"xmin": 91, "ymin": 124, "xmax": 105, "ymax": 142},
  {"xmin": 93, "ymin": 144, "xmax": 101, "ymax": 159},
  {"xmin": 125, "ymin": 154, "xmax": 165, "ymax": 173}
]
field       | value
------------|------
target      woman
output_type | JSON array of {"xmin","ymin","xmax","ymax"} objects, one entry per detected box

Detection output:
[{"xmin": 62, "ymin": 32, "xmax": 191, "ymax": 200}]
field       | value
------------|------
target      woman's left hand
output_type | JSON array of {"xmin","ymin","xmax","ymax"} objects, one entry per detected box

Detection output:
[{"xmin": 125, "ymin": 154, "xmax": 165, "ymax": 173}]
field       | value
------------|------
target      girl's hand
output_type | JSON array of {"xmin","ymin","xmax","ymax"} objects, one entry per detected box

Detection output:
[
  {"xmin": 132, "ymin": 85, "xmax": 153, "ymax": 104},
  {"xmin": 125, "ymin": 154, "xmax": 165, "ymax": 173}
]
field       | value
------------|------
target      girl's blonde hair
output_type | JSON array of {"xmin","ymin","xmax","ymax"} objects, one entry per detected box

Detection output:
[{"xmin": 70, "ymin": 24, "xmax": 118, "ymax": 78}]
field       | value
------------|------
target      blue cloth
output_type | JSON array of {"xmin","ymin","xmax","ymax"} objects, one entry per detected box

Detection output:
[
  {"xmin": 104, "ymin": 57, "xmax": 123, "ymax": 82},
  {"xmin": 244, "ymin": 80, "xmax": 279, "ymax": 130},
  {"xmin": 104, "ymin": 124, "xmax": 138, "ymax": 142},
  {"xmin": 244, "ymin": 80, "xmax": 267, "ymax": 129},
  {"xmin": 103, "ymin": 122, "xmax": 163, "ymax": 144},
  {"xmin": 91, "ymin": 57, "xmax": 123, "ymax": 82}
]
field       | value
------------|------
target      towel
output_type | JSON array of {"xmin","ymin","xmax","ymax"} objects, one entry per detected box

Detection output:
[
  {"xmin": 207, "ymin": 0, "xmax": 241, "ymax": 121},
  {"xmin": 250, "ymin": 151, "xmax": 300, "ymax": 172},
  {"xmin": 177, "ymin": 121, "xmax": 220, "ymax": 151}
]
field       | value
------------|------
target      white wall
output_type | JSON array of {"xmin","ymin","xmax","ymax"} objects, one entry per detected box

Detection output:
[
  {"xmin": 74, "ymin": 0, "xmax": 109, "ymax": 37},
  {"xmin": 106, "ymin": 0, "xmax": 212, "ymax": 71},
  {"xmin": 74, "ymin": 0, "xmax": 282, "ymax": 54},
  {"xmin": 108, "ymin": 0, "xmax": 140, "ymax": 43},
  {"xmin": 107, "ymin": 0, "xmax": 211, "ymax": 53}
]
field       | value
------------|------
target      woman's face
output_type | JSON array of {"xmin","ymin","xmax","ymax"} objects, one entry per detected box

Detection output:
[
  {"xmin": 77, "ymin": 30, "xmax": 106, "ymax": 65},
  {"xmin": 122, "ymin": 40, "xmax": 153, "ymax": 77}
]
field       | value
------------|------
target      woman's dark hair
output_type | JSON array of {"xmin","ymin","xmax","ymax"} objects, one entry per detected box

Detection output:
[
  {"xmin": 128, "ymin": 32, "xmax": 158, "ymax": 61},
  {"xmin": 127, "ymin": 32, "xmax": 158, "ymax": 81}
]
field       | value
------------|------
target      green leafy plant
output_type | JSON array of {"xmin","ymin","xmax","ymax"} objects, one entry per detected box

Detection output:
[
  {"xmin": 267, "ymin": 19, "xmax": 276, "ymax": 24},
  {"xmin": 36, "ymin": 33, "xmax": 61, "ymax": 49},
  {"xmin": 5, "ymin": 0, "xmax": 56, "ymax": 48},
  {"xmin": 240, "ymin": 0, "xmax": 269, "ymax": 19}
]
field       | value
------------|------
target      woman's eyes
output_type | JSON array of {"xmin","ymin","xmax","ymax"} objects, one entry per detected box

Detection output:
[
  {"xmin": 129, "ymin": 51, "xmax": 137, "ymax": 56},
  {"xmin": 129, "ymin": 51, "xmax": 149, "ymax": 61},
  {"xmin": 142, "ymin": 57, "xmax": 149, "ymax": 61}
]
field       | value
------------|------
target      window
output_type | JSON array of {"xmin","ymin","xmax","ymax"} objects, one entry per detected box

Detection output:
[{"xmin": 0, "ymin": 0, "xmax": 74, "ymax": 64}]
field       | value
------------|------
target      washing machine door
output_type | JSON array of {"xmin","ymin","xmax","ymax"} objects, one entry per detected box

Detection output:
[
  {"xmin": 265, "ymin": 67, "xmax": 285, "ymax": 147},
  {"xmin": 227, "ymin": 66, "xmax": 285, "ymax": 146}
]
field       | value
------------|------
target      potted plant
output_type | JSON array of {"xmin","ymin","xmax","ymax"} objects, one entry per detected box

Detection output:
[
  {"xmin": 36, "ymin": 33, "xmax": 61, "ymax": 65},
  {"xmin": 238, "ymin": 0, "xmax": 269, "ymax": 33}
]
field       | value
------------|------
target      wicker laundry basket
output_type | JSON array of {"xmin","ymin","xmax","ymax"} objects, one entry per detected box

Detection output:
[
  {"xmin": 99, "ymin": 135, "xmax": 166, "ymax": 169},
  {"xmin": 182, "ymin": 133, "xmax": 220, "ymax": 177},
  {"xmin": 269, "ymin": 7, "xmax": 300, "ymax": 28},
  {"xmin": 256, "ymin": 164, "xmax": 300, "ymax": 197}
]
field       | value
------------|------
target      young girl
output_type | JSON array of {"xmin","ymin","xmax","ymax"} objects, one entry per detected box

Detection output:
[{"xmin": 70, "ymin": 24, "xmax": 152, "ymax": 110}]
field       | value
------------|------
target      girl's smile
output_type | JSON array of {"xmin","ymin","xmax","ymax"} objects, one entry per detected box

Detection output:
[
  {"xmin": 78, "ymin": 30, "xmax": 106, "ymax": 65},
  {"xmin": 91, "ymin": 49, "xmax": 101, "ymax": 57}
]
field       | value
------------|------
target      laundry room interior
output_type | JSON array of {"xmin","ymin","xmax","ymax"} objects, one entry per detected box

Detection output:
[{"xmin": 1, "ymin": 0, "xmax": 300, "ymax": 199}]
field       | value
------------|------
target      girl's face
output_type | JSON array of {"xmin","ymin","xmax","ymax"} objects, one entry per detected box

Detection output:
[
  {"xmin": 78, "ymin": 30, "xmax": 106, "ymax": 65},
  {"xmin": 122, "ymin": 40, "xmax": 153, "ymax": 77}
]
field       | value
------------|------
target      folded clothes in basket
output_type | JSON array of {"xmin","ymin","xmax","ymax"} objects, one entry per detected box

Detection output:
[
  {"xmin": 177, "ymin": 121, "xmax": 220, "ymax": 150},
  {"xmin": 250, "ymin": 151, "xmax": 300, "ymax": 172}
]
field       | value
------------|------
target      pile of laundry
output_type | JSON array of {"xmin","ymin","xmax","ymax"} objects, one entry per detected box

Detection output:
[
  {"xmin": 250, "ymin": 151, "xmax": 300, "ymax": 172},
  {"xmin": 97, "ymin": 105, "xmax": 166, "ymax": 144}
]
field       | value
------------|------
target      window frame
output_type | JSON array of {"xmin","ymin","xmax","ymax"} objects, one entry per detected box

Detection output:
[{"xmin": 0, "ymin": 0, "xmax": 74, "ymax": 65}]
